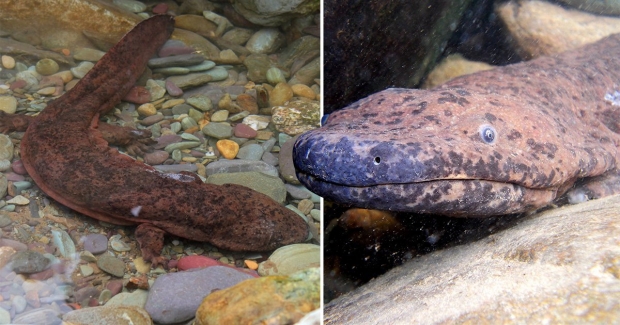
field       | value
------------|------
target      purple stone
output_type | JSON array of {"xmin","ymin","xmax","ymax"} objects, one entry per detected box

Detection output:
[
  {"xmin": 80, "ymin": 234, "xmax": 108, "ymax": 254},
  {"xmin": 165, "ymin": 79, "xmax": 183, "ymax": 97}
]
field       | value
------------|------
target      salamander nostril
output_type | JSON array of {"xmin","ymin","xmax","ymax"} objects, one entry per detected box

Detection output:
[{"xmin": 374, "ymin": 157, "xmax": 381, "ymax": 165}]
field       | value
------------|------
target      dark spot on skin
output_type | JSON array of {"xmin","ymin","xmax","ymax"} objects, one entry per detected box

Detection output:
[
  {"xmin": 377, "ymin": 98, "xmax": 384, "ymax": 105},
  {"xmin": 362, "ymin": 112, "xmax": 379, "ymax": 119},
  {"xmin": 424, "ymin": 115, "xmax": 440, "ymax": 124},
  {"xmin": 489, "ymin": 101, "xmax": 501, "ymax": 106},
  {"xmin": 444, "ymin": 110, "xmax": 452, "ymax": 116},
  {"xmin": 384, "ymin": 118, "xmax": 403, "ymax": 125},
  {"xmin": 373, "ymin": 121, "xmax": 383, "ymax": 125},
  {"xmin": 457, "ymin": 97, "xmax": 470, "ymax": 107},
  {"xmin": 507, "ymin": 129, "xmax": 522, "ymax": 140},
  {"xmin": 412, "ymin": 101, "xmax": 427, "ymax": 115},
  {"xmin": 456, "ymin": 89, "xmax": 470, "ymax": 96},
  {"xmin": 402, "ymin": 95, "xmax": 416, "ymax": 102},
  {"xmin": 437, "ymin": 92, "xmax": 458, "ymax": 104},
  {"xmin": 389, "ymin": 111, "xmax": 404, "ymax": 117},
  {"xmin": 485, "ymin": 113, "xmax": 497, "ymax": 122}
]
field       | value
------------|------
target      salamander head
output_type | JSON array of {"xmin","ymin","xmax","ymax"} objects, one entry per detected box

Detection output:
[{"xmin": 294, "ymin": 87, "xmax": 613, "ymax": 216}]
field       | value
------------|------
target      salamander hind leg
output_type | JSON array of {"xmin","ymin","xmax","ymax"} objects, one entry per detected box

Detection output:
[
  {"xmin": 97, "ymin": 123, "xmax": 155, "ymax": 156},
  {"xmin": 135, "ymin": 223, "xmax": 167, "ymax": 267},
  {"xmin": 565, "ymin": 169, "xmax": 620, "ymax": 204}
]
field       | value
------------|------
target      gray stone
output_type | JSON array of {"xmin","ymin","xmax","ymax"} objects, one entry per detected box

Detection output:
[
  {"xmin": 261, "ymin": 151, "xmax": 278, "ymax": 166},
  {"xmin": 232, "ymin": 0, "xmax": 319, "ymax": 26},
  {"xmin": 152, "ymin": 67, "xmax": 190, "ymax": 75},
  {"xmin": 204, "ymin": 66, "xmax": 229, "ymax": 81},
  {"xmin": 285, "ymin": 184, "xmax": 312, "ymax": 200},
  {"xmin": 236, "ymin": 143, "xmax": 264, "ymax": 161},
  {"xmin": 148, "ymin": 53, "xmax": 205, "ymax": 68},
  {"xmin": 70, "ymin": 61, "xmax": 94, "ymax": 79},
  {"xmin": 0, "ymin": 134, "xmax": 14, "ymax": 160},
  {"xmin": 63, "ymin": 305, "xmax": 152, "ymax": 325},
  {"xmin": 205, "ymin": 159, "xmax": 278, "ymax": 177},
  {"xmin": 202, "ymin": 122, "xmax": 233, "ymax": 139},
  {"xmin": 325, "ymin": 194, "xmax": 620, "ymax": 324},
  {"xmin": 10, "ymin": 250, "xmax": 50, "ymax": 274},
  {"xmin": 164, "ymin": 141, "xmax": 201, "ymax": 152},
  {"xmin": 278, "ymin": 134, "xmax": 300, "ymax": 184},
  {"xmin": 172, "ymin": 103, "xmax": 192, "ymax": 115},
  {"xmin": 167, "ymin": 73, "xmax": 213, "ymax": 89},
  {"xmin": 145, "ymin": 265, "xmax": 254, "ymax": 324},
  {"xmin": 97, "ymin": 255, "xmax": 125, "ymax": 278},
  {"xmin": 153, "ymin": 164, "xmax": 198, "ymax": 173},
  {"xmin": 246, "ymin": 28, "xmax": 285, "ymax": 54},
  {"xmin": 73, "ymin": 47, "xmax": 105, "ymax": 61},
  {"xmin": 187, "ymin": 60, "xmax": 216, "ymax": 72},
  {"xmin": 207, "ymin": 171, "xmax": 287, "ymax": 203},
  {"xmin": 187, "ymin": 95, "xmax": 213, "ymax": 111}
]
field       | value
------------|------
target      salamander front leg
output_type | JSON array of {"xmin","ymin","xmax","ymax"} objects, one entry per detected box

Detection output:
[
  {"xmin": 98, "ymin": 123, "xmax": 155, "ymax": 156},
  {"xmin": 0, "ymin": 112, "xmax": 35, "ymax": 133},
  {"xmin": 135, "ymin": 223, "xmax": 167, "ymax": 267}
]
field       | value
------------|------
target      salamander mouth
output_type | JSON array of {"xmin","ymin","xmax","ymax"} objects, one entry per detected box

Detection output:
[{"xmin": 296, "ymin": 172, "xmax": 556, "ymax": 217}]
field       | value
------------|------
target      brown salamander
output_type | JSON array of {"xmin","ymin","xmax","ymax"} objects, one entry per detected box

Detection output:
[
  {"xmin": 294, "ymin": 33, "xmax": 620, "ymax": 217},
  {"xmin": 0, "ymin": 15, "xmax": 308, "ymax": 265}
]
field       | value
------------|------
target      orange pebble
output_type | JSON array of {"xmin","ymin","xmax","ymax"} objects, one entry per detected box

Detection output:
[
  {"xmin": 244, "ymin": 259, "xmax": 258, "ymax": 270},
  {"xmin": 61, "ymin": 48, "xmax": 71, "ymax": 56}
]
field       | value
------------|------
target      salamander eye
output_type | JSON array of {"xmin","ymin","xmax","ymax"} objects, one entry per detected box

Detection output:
[
  {"xmin": 321, "ymin": 114, "xmax": 330, "ymax": 126},
  {"xmin": 479, "ymin": 125, "xmax": 497, "ymax": 144}
]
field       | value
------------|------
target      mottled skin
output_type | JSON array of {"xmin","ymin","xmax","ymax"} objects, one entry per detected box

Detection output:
[
  {"xmin": 294, "ymin": 33, "xmax": 620, "ymax": 217},
  {"xmin": 0, "ymin": 15, "xmax": 308, "ymax": 265}
]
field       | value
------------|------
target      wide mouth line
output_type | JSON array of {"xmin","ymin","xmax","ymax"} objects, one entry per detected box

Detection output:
[{"xmin": 299, "ymin": 172, "xmax": 534, "ymax": 190}]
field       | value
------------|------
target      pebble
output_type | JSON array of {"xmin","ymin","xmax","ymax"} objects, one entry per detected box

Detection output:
[
  {"xmin": 187, "ymin": 94, "xmax": 213, "ymax": 111},
  {"xmin": 177, "ymin": 255, "xmax": 222, "ymax": 271},
  {"xmin": 7, "ymin": 195, "xmax": 29, "ymax": 205},
  {"xmin": 11, "ymin": 159, "xmax": 26, "ymax": 174},
  {"xmin": 109, "ymin": 235, "xmax": 131, "ymax": 252},
  {"xmin": 146, "ymin": 79, "xmax": 166, "ymax": 100},
  {"xmin": 204, "ymin": 66, "xmax": 229, "ymax": 81},
  {"xmin": 195, "ymin": 268, "xmax": 319, "ymax": 325},
  {"xmin": 70, "ymin": 61, "xmax": 94, "ymax": 78},
  {"xmin": 210, "ymin": 109, "xmax": 229, "ymax": 122},
  {"xmin": 279, "ymin": 134, "xmax": 300, "ymax": 184},
  {"xmin": 105, "ymin": 289, "xmax": 149, "ymax": 307},
  {"xmin": 266, "ymin": 67, "xmax": 287, "ymax": 84},
  {"xmin": 140, "ymin": 113, "xmax": 164, "ymax": 126},
  {"xmin": 113, "ymin": 0, "xmax": 146, "ymax": 12},
  {"xmin": 63, "ymin": 305, "xmax": 152, "ymax": 325},
  {"xmin": 162, "ymin": 98, "xmax": 185, "ymax": 109},
  {"xmin": 202, "ymin": 122, "xmax": 233, "ymax": 139},
  {"xmin": 236, "ymin": 93, "xmax": 259, "ymax": 114},
  {"xmin": 10, "ymin": 250, "xmax": 50, "ymax": 274},
  {"xmin": 236, "ymin": 143, "xmax": 264, "ymax": 160},
  {"xmin": 145, "ymin": 265, "xmax": 255, "ymax": 324},
  {"xmin": 148, "ymin": 53, "xmax": 205, "ymax": 69},
  {"xmin": 0, "ymin": 212, "xmax": 12, "ymax": 228},
  {"xmin": 285, "ymin": 184, "xmax": 312, "ymax": 200},
  {"xmin": 137, "ymin": 103, "xmax": 157, "ymax": 116},
  {"xmin": 258, "ymin": 244, "xmax": 320, "ymax": 276},
  {"xmin": 165, "ymin": 79, "xmax": 183, "ymax": 96},
  {"xmin": 73, "ymin": 47, "xmax": 105, "ymax": 61},
  {"xmin": 164, "ymin": 141, "xmax": 201, "ymax": 152},
  {"xmin": 166, "ymin": 73, "xmax": 213, "ymax": 89},
  {"xmin": 0, "ymin": 96, "xmax": 17, "ymax": 114},
  {"xmin": 187, "ymin": 60, "xmax": 216, "ymax": 72},
  {"xmin": 172, "ymin": 103, "xmax": 192, "ymax": 115},
  {"xmin": 205, "ymin": 159, "xmax": 278, "ymax": 177},
  {"xmin": 80, "ymin": 264, "xmax": 94, "ymax": 277},
  {"xmin": 1, "ymin": 55, "xmax": 15, "ymax": 69},
  {"xmin": 291, "ymin": 83, "xmax": 316, "ymax": 99},
  {"xmin": 158, "ymin": 40, "xmax": 195, "ymax": 58},
  {"xmin": 97, "ymin": 255, "xmax": 125, "ymax": 277},
  {"xmin": 229, "ymin": 110, "xmax": 250, "ymax": 121},
  {"xmin": 152, "ymin": 3, "xmax": 168, "ymax": 14},
  {"xmin": 153, "ymin": 67, "xmax": 190, "ymax": 75},
  {"xmin": 261, "ymin": 151, "xmax": 278, "ymax": 166},
  {"xmin": 144, "ymin": 150, "xmax": 169, "ymax": 165},
  {"xmin": 242, "ymin": 115, "xmax": 270, "ymax": 130},
  {"xmin": 246, "ymin": 28, "xmax": 286, "ymax": 54},
  {"xmin": 207, "ymin": 171, "xmax": 287, "ymax": 203},
  {"xmin": 35, "ymin": 58, "xmax": 59, "ymax": 75},
  {"xmin": 233, "ymin": 123, "xmax": 257, "ymax": 138},
  {"xmin": 51, "ymin": 229, "xmax": 76, "ymax": 258},
  {"xmin": 270, "ymin": 82, "xmax": 294, "ymax": 106},
  {"xmin": 81, "ymin": 234, "xmax": 109, "ymax": 254},
  {"xmin": 153, "ymin": 164, "xmax": 198, "ymax": 173},
  {"xmin": 0, "ymin": 308, "xmax": 9, "ymax": 324},
  {"xmin": 216, "ymin": 139, "xmax": 239, "ymax": 159},
  {"xmin": 13, "ymin": 308, "xmax": 61, "ymax": 324},
  {"xmin": 16, "ymin": 70, "xmax": 40, "ymax": 89}
]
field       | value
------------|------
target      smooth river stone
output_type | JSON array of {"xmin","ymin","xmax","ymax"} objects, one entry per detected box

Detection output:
[
  {"xmin": 206, "ymin": 171, "xmax": 287, "ymax": 203},
  {"xmin": 202, "ymin": 122, "xmax": 233, "ymax": 139},
  {"xmin": 205, "ymin": 159, "xmax": 278, "ymax": 177}
]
